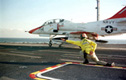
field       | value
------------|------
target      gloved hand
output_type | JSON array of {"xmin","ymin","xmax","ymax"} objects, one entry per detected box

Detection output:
[{"xmin": 61, "ymin": 38, "xmax": 66, "ymax": 41}]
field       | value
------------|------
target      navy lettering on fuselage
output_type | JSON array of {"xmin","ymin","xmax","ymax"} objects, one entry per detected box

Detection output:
[{"xmin": 103, "ymin": 20, "xmax": 115, "ymax": 24}]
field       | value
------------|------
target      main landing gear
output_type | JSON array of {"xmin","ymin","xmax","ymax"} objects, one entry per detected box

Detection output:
[{"xmin": 58, "ymin": 42, "xmax": 63, "ymax": 48}]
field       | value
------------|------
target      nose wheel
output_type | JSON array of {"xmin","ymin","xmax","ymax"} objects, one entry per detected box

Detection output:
[
  {"xmin": 49, "ymin": 40, "xmax": 52, "ymax": 47},
  {"xmin": 48, "ymin": 35, "xmax": 65, "ymax": 47}
]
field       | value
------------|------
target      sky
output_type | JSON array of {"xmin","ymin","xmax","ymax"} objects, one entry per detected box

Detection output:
[{"xmin": 0, "ymin": 0, "xmax": 126, "ymax": 39}]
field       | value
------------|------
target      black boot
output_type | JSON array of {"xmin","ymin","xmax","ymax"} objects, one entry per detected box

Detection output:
[
  {"xmin": 83, "ymin": 59, "xmax": 89, "ymax": 64},
  {"xmin": 105, "ymin": 62, "xmax": 115, "ymax": 66}
]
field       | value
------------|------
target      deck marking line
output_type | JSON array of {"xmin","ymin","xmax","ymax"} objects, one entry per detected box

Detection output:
[{"xmin": 29, "ymin": 62, "xmax": 126, "ymax": 80}]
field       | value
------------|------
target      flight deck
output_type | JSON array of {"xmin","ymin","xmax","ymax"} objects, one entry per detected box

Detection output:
[{"xmin": 0, "ymin": 43, "xmax": 126, "ymax": 80}]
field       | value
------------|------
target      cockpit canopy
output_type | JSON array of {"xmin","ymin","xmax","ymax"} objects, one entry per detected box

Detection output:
[{"xmin": 42, "ymin": 19, "xmax": 64, "ymax": 26}]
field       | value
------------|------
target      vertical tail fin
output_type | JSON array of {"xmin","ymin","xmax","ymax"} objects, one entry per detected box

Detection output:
[{"xmin": 107, "ymin": 6, "xmax": 126, "ymax": 20}]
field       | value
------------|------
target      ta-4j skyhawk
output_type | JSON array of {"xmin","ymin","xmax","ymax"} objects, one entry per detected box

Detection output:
[{"xmin": 29, "ymin": 6, "xmax": 126, "ymax": 47}]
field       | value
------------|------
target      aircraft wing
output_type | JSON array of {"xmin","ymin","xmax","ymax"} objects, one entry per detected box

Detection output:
[
  {"xmin": 69, "ymin": 31, "xmax": 108, "ymax": 43},
  {"xmin": 70, "ymin": 31, "xmax": 98, "ymax": 39}
]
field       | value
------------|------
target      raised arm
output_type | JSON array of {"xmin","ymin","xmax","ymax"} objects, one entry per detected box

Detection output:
[{"xmin": 61, "ymin": 38, "xmax": 81, "ymax": 46}]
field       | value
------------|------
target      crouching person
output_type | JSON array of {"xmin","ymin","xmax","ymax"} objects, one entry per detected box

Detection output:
[{"xmin": 61, "ymin": 33, "xmax": 115, "ymax": 66}]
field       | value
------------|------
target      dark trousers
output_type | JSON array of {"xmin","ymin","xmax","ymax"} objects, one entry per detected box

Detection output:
[{"xmin": 83, "ymin": 51, "xmax": 89, "ymax": 64}]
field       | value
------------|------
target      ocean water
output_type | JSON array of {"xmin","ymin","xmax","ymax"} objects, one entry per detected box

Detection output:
[
  {"xmin": 0, "ymin": 38, "xmax": 49, "ymax": 44},
  {"xmin": 0, "ymin": 38, "xmax": 126, "ymax": 44}
]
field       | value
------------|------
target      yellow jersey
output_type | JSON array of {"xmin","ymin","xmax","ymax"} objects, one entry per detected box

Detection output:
[{"xmin": 66, "ymin": 38, "xmax": 97, "ymax": 54}]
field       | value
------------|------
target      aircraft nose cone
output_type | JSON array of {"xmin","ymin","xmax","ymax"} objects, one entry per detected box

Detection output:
[
  {"xmin": 29, "ymin": 29, "xmax": 34, "ymax": 34},
  {"xmin": 28, "ymin": 26, "xmax": 43, "ymax": 34},
  {"xmin": 28, "ymin": 27, "xmax": 38, "ymax": 34}
]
